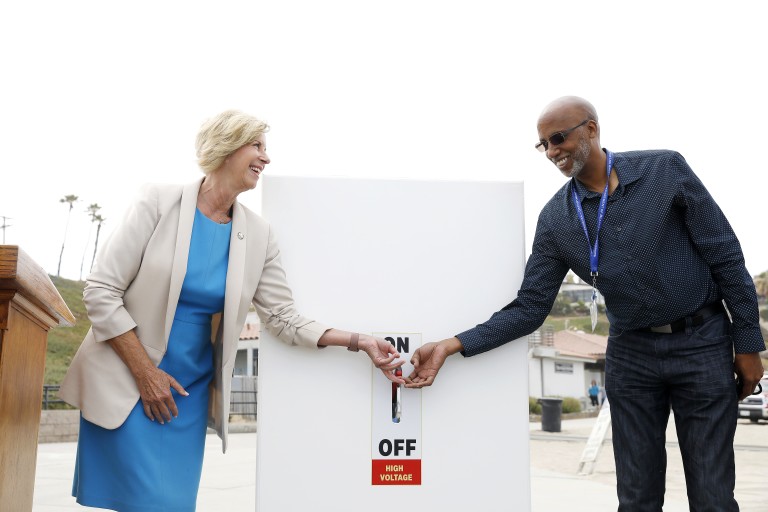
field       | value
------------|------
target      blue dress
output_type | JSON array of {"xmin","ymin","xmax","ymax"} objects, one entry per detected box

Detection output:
[{"xmin": 73, "ymin": 209, "xmax": 231, "ymax": 512}]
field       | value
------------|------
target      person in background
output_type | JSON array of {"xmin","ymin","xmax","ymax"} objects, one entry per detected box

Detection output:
[
  {"xmin": 59, "ymin": 110, "xmax": 404, "ymax": 511},
  {"xmin": 404, "ymin": 96, "xmax": 765, "ymax": 511},
  {"xmin": 588, "ymin": 379, "xmax": 599, "ymax": 408}
]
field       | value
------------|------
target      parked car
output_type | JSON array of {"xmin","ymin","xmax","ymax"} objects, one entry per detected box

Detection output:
[{"xmin": 738, "ymin": 373, "xmax": 768, "ymax": 423}]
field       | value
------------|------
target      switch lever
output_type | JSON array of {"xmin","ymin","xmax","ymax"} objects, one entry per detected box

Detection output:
[{"xmin": 392, "ymin": 368, "xmax": 402, "ymax": 423}]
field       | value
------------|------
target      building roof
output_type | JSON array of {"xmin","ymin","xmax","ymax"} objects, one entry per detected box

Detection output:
[
  {"xmin": 240, "ymin": 321, "xmax": 260, "ymax": 340},
  {"xmin": 552, "ymin": 329, "xmax": 607, "ymax": 360}
]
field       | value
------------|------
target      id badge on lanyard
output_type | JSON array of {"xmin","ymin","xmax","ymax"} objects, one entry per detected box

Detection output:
[{"xmin": 571, "ymin": 151, "xmax": 614, "ymax": 332}]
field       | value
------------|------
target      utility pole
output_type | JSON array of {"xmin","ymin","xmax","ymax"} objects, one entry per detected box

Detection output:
[{"xmin": 0, "ymin": 216, "xmax": 11, "ymax": 244}]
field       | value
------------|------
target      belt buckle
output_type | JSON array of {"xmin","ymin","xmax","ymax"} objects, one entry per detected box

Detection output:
[{"xmin": 650, "ymin": 324, "xmax": 673, "ymax": 334}]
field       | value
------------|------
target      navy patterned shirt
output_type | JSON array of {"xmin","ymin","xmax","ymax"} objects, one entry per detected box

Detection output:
[{"xmin": 457, "ymin": 149, "xmax": 765, "ymax": 356}]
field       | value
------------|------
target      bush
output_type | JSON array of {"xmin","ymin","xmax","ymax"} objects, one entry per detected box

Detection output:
[
  {"xmin": 561, "ymin": 397, "xmax": 581, "ymax": 414},
  {"xmin": 530, "ymin": 396, "xmax": 581, "ymax": 414},
  {"xmin": 549, "ymin": 295, "xmax": 572, "ymax": 316},
  {"xmin": 572, "ymin": 300, "xmax": 589, "ymax": 315},
  {"xmin": 529, "ymin": 396, "xmax": 541, "ymax": 415}
]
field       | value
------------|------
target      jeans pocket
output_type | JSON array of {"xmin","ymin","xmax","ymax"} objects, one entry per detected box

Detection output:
[
  {"xmin": 605, "ymin": 338, "xmax": 632, "ymax": 390},
  {"xmin": 608, "ymin": 326, "xmax": 626, "ymax": 339},
  {"xmin": 692, "ymin": 314, "xmax": 730, "ymax": 346}
]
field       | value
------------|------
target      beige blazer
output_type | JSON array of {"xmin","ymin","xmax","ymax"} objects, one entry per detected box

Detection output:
[{"xmin": 59, "ymin": 178, "xmax": 328, "ymax": 452}]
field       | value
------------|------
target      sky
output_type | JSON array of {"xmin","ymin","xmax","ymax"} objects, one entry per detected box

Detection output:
[{"xmin": 1, "ymin": 1, "xmax": 766, "ymax": 282}]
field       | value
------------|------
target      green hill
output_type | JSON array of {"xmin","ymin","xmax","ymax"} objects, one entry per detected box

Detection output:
[{"xmin": 47, "ymin": 276, "xmax": 90, "ymax": 384}]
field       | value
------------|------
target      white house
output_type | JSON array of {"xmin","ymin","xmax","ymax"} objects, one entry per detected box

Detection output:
[
  {"xmin": 234, "ymin": 311, "xmax": 260, "ymax": 377},
  {"xmin": 559, "ymin": 282, "xmax": 606, "ymax": 306},
  {"xmin": 528, "ymin": 327, "xmax": 607, "ymax": 403}
]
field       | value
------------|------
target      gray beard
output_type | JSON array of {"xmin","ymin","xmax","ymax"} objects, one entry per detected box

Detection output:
[{"xmin": 568, "ymin": 136, "xmax": 592, "ymax": 179}]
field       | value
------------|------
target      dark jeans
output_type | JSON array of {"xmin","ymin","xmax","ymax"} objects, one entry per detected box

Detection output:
[{"xmin": 605, "ymin": 313, "xmax": 738, "ymax": 512}]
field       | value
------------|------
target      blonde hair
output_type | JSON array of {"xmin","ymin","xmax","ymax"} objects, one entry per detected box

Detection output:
[{"xmin": 195, "ymin": 110, "xmax": 270, "ymax": 174}]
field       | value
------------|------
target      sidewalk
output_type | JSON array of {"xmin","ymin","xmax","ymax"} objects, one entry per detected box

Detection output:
[
  {"xmin": 33, "ymin": 417, "xmax": 767, "ymax": 511},
  {"xmin": 528, "ymin": 416, "xmax": 767, "ymax": 511},
  {"xmin": 33, "ymin": 431, "xmax": 258, "ymax": 512}
]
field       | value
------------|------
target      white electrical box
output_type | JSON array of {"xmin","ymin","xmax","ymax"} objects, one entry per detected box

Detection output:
[{"xmin": 256, "ymin": 177, "xmax": 529, "ymax": 511}]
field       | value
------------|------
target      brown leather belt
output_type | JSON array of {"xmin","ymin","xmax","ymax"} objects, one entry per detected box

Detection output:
[{"xmin": 640, "ymin": 302, "xmax": 726, "ymax": 334}]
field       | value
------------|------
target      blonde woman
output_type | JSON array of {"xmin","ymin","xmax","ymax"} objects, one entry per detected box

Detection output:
[{"xmin": 60, "ymin": 110, "xmax": 404, "ymax": 511}]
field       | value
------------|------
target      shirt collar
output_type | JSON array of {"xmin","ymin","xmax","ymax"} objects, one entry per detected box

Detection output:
[{"xmin": 571, "ymin": 149, "xmax": 642, "ymax": 200}]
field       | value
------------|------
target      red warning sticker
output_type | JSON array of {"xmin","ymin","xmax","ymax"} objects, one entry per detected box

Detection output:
[{"xmin": 371, "ymin": 459, "xmax": 421, "ymax": 485}]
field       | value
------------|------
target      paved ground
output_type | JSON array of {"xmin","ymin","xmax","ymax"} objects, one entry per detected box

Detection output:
[
  {"xmin": 32, "ymin": 417, "xmax": 768, "ymax": 511},
  {"xmin": 529, "ymin": 416, "xmax": 768, "ymax": 511}
]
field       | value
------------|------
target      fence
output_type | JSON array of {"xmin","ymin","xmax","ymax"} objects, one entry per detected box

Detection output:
[
  {"xmin": 229, "ymin": 376, "xmax": 258, "ymax": 419},
  {"xmin": 42, "ymin": 385, "xmax": 68, "ymax": 409},
  {"xmin": 42, "ymin": 378, "xmax": 258, "ymax": 418}
]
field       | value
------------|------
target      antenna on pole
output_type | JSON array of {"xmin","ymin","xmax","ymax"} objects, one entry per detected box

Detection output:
[{"xmin": 0, "ymin": 216, "xmax": 12, "ymax": 244}]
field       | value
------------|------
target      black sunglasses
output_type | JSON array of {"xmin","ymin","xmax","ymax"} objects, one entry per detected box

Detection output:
[{"xmin": 535, "ymin": 119, "xmax": 590, "ymax": 152}]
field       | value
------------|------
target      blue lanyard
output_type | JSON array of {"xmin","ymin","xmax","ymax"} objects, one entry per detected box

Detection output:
[{"xmin": 571, "ymin": 151, "xmax": 614, "ymax": 276}]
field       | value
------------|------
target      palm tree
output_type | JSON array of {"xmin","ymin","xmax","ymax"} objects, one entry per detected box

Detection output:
[
  {"xmin": 90, "ymin": 214, "xmax": 105, "ymax": 273},
  {"xmin": 57, "ymin": 195, "xmax": 79, "ymax": 277},
  {"xmin": 79, "ymin": 203, "xmax": 101, "ymax": 280}
]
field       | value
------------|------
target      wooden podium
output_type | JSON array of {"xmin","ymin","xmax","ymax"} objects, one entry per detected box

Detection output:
[{"xmin": 0, "ymin": 246, "xmax": 75, "ymax": 512}]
